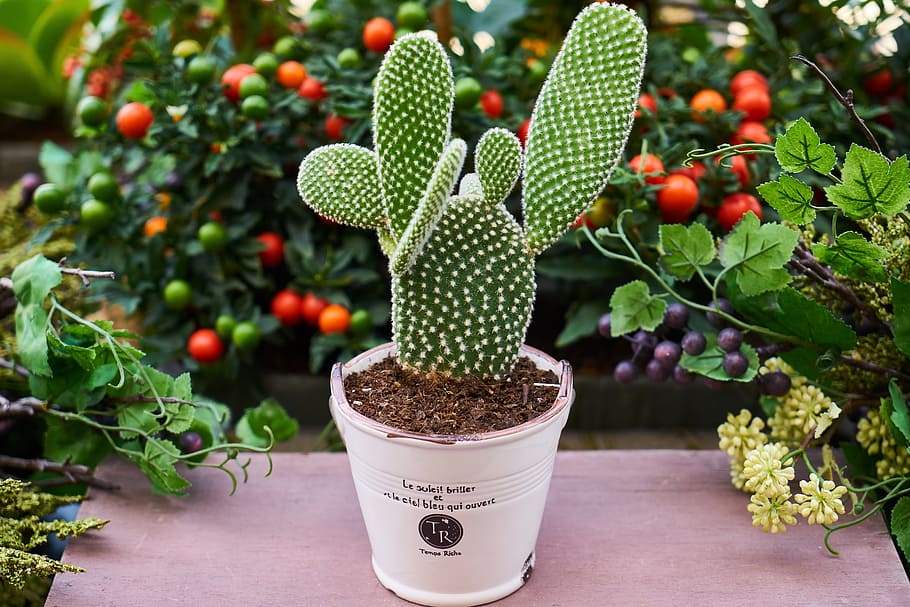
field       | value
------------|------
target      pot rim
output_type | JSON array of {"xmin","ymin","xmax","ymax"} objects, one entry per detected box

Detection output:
[{"xmin": 330, "ymin": 342, "xmax": 573, "ymax": 445}]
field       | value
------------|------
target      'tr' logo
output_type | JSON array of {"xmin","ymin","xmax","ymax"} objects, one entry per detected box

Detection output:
[{"xmin": 419, "ymin": 514, "xmax": 463, "ymax": 549}]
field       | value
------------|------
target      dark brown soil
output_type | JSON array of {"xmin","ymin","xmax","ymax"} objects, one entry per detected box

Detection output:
[{"xmin": 343, "ymin": 356, "xmax": 560, "ymax": 435}]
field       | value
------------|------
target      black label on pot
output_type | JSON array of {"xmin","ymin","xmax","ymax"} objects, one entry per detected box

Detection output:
[{"xmin": 419, "ymin": 514, "xmax": 463, "ymax": 549}]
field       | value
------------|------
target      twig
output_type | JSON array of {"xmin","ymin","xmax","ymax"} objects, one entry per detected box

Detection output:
[
  {"xmin": 790, "ymin": 241, "xmax": 888, "ymax": 333},
  {"xmin": 0, "ymin": 395, "xmax": 45, "ymax": 417},
  {"xmin": 790, "ymin": 54, "xmax": 882, "ymax": 154},
  {"xmin": 57, "ymin": 257, "xmax": 116, "ymax": 286},
  {"xmin": 0, "ymin": 454, "xmax": 119, "ymax": 490},
  {"xmin": 0, "ymin": 357, "xmax": 30, "ymax": 378},
  {"xmin": 839, "ymin": 355, "xmax": 910, "ymax": 384}
]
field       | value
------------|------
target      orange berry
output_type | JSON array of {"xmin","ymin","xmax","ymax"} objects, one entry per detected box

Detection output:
[
  {"xmin": 276, "ymin": 61, "xmax": 307, "ymax": 89},
  {"xmin": 689, "ymin": 89, "xmax": 727, "ymax": 121},
  {"xmin": 144, "ymin": 216, "xmax": 168, "ymax": 237},
  {"xmin": 318, "ymin": 304, "xmax": 351, "ymax": 334},
  {"xmin": 363, "ymin": 17, "xmax": 395, "ymax": 53}
]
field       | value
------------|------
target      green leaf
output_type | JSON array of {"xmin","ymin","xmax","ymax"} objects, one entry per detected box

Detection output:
[
  {"xmin": 756, "ymin": 175, "xmax": 816, "ymax": 224},
  {"xmin": 890, "ymin": 497, "xmax": 910, "ymax": 562},
  {"xmin": 164, "ymin": 402, "xmax": 195, "ymax": 434},
  {"xmin": 681, "ymin": 342, "xmax": 759, "ymax": 382},
  {"xmin": 87, "ymin": 363, "xmax": 120, "ymax": 390},
  {"xmin": 892, "ymin": 278, "xmax": 910, "ymax": 357},
  {"xmin": 825, "ymin": 146, "xmax": 910, "ymax": 218},
  {"xmin": 719, "ymin": 213, "xmax": 798, "ymax": 296},
  {"xmin": 12, "ymin": 255, "xmax": 62, "ymax": 376},
  {"xmin": 555, "ymin": 299, "xmax": 612, "ymax": 348},
  {"xmin": 452, "ymin": 0, "xmax": 529, "ymax": 39},
  {"xmin": 47, "ymin": 331, "xmax": 96, "ymax": 371},
  {"xmin": 117, "ymin": 401, "xmax": 160, "ymax": 439},
  {"xmin": 172, "ymin": 373, "xmax": 192, "ymax": 402},
  {"xmin": 888, "ymin": 379, "xmax": 910, "ymax": 447},
  {"xmin": 775, "ymin": 288, "xmax": 856, "ymax": 351},
  {"xmin": 774, "ymin": 117, "xmax": 836, "ymax": 175},
  {"xmin": 608, "ymin": 281, "xmax": 666, "ymax": 336},
  {"xmin": 38, "ymin": 141, "xmax": 75, "ymax": 186},
  {"xmin": 236, "ymin": 398, "xmax": 299, "ymax": 446},
  {"xmin": 136, "ymin": 439, "xmax": 191, "ymax": 496},
  {"xmin": 811, "ymin": 232, "xmax": 888, "ymax": 283},
  {"xmin": 658, "ymin": 223, "xmax": 716, "ymax": 280},
  {"xmin": 840, "ymin": 442, "xmax": 877, "ymax": 481},
  {"xmin": 43, "ymin": 416, "xmax": 111, "ymax": 470}
]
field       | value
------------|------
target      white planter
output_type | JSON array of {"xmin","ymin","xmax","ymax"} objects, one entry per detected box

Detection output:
[{"xmin": 329, "ymin": 342, "xmax": 574, "ymax": 607}]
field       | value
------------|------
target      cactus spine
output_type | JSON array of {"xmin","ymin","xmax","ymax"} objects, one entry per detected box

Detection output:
[{"xmin": 298, "ymin": 3, "xmax": 647, "ymax": 378}]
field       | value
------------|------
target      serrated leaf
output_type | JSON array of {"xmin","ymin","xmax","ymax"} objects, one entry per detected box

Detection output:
[
  {"xmin": 164, "ymin": 402, "xmax": 195, "ymax": 434},
  {"xmin": 811, "ymin": 232, "xmax": 888, "ymax": 283},
  {"xmin": 239, "ymin": 398, "xmax": 298, "ymax": 443},
  {"xmin": 47, "ymin": 331, "xmax": 96, "ymax": 371},
  {"xmin": 173, "ymin": 373, "xmax": 192, "ymax": 402},
  {"xmin": 776, "ymin": 287, "xmax": 856, "ymax": 350},
  {"xmin": 890, "ymin": 497, "xmax": 910, "ymax": 562},
  {"xmin": 681, "ymin": 342, "xmax": 759, "ymax": 382},
  {"xmin": 87, "ymin": 363, "xmax": 119, "ymax": 390},
  {"xmin": 719, "ymin": 213, "xmax": 798, "ymax": 295},
  {"xmin": 117, "ymin": 401, "xmax": 160, "ymax": 439},
  {"xmin": 757, "ymin": 175, "xmax": 816, "ymax": 224},
  {"xmin": 608, "ymin": 281, "xmax": 666, "ymax": 336},
  {"xmin": 12, "ymin": 256, "xmax": 62, "ymax": 376},
  {"xmin": 43, "ymin": 416, "xmax": 111, "ymax": 470},
  {"xmin": 659, "ymin": 223, "xmax": 716, "ymax": 280},
  {"xmin": 825, "ymin": 146, "xmax": 910, "ymax": 218},
  {"xmin": 774, "ymin": 117, "xmax": 836, "ymax": 175},
  {"xmin": 893, "ymin": 278, "xmax": 910, "ymax": 357},
  {"xmin": 137, "ymin": 439, "xmax": 191, "ymax": 496}
]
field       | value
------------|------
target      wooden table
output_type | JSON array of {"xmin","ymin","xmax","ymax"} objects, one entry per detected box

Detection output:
[{"xmin": 47, "ymin": 451, "xmax": 909, "ymax": 606}]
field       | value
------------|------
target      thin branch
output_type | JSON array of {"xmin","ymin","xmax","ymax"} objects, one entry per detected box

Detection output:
[
  {"xmin": 839, "ymin": 355, "xmax": 910, "ymax": 384},
  {"xmin": 790, "ymin": 241, "xmax": 889, "ymax": 333},
  {"xmin": 57, "ymin": 257, "xmax": 116, "ymax": 286},
  {"xmin": 0, "ymin": 395, "xmax": 45, "ymax": 417},
  {"xmin": 0, "ymin": 454, "xmax": 119, "ymax": 490},
  {"xmin": 0, "ymin": 357, "xmax": 30, "ymax": 378},
  {"xmin": 790, "ymin": 54, "xmax": 882, "ymax": 154}
]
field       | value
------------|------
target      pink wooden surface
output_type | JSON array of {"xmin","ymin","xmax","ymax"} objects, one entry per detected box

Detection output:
[{"xmin": 47, "ymin": 451, "xmax": 909, "ymax": 606}]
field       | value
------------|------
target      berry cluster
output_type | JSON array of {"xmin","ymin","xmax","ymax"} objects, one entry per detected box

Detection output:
[{"xmin": 599, "ymin": 298, "xmax": 791, "ymax": 396}]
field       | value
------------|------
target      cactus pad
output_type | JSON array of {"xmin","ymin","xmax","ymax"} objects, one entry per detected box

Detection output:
[
  {"xmin": 393, "ymin": 196, "xmax": 534, "ymax": 377},
  {"xmin": 523, "ymin": 3, "xmax": 646, "ymax": 255},
  {"xmin": 475, "ymin": 128, "xmax": 523, "ymax": 208},
  {"xmin": 373, "ymin": 34, "xmax": 454, "ymax": 239}
]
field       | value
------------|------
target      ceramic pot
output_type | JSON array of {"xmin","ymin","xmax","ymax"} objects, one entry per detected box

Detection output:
[{"xmin": 330, "ymin": 342, "xmax": 574, "ymax": 607}]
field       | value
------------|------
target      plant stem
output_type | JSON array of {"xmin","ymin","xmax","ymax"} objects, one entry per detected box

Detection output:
[
  {"xmin": 0, "ymin": 395, "xmax": 45, "ymax": 417},
  {"xmin": 790, "ymin": 54, "xmax": 882, "ymax": 155},
  {"xmin": 0, "ymin": 454, "xmax": 119, "ymax": 490},
  {"xmin": 57, "ymin": 258, "xmax": 116, "ymax": 286},
  {"xmin": 0, "ymin": 357, "xmax": 30, "ymax": 378}
]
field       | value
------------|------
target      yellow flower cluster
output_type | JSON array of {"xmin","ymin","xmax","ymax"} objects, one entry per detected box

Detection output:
[
  {"xmin": 856, "ymin": 409, "xmax": 910, "ymax": 479},
  {"xmin": 718, "ymin": 406, "xmax": 849, "ymax": 534},
  {"xmin": 760, "ymin": 358, "xmax": 841, "ymax": 445}
]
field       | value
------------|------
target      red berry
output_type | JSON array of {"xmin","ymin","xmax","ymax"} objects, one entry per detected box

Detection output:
[
  {"xmin": 730, "ymin": 70, "xmax": 769, "ymax": 97},
  {"xmin": 634, "ymin": 93, "xmax": 657, "ymax": 118},
  {"xmin": 363, "ymin": 17, "xmax": 395, "ymax": 53},
  {"xmin": 187, "ymin": 329, "xmax": 224, "ymax": 364},
  {"xmin": 324, "ymin": 113, "xmax": 349, "ymax": 140},
  {"xmin": 657, "ymin": 174, "xmax": 699, "ymax": 223},
  {"xmin": 516, "ymin": 118, "xmax": 531, "ymax": 147},
  {"xmin": 480, "ymin": 90, "xmax": 504, "ymax": 119},
  {"xmin": 717, "ymin": 192, "xmax": 762, "ymax": 231},
  {"xmin": 732, "ymin": 120, "xmax": 771, "ymax": 146},
  {"xmin": 732, "ymin": 86, "xmax": 771, "ymax": 122},
  {"xmin": 256, "ymin": 232, "xmax": 284, "ymax": 267},
  {"xmin": 300, "ymin": 292, "xmax": 330, "ymax": 326},
  {"xmin": 271, "ymin": 289, "xmax": 304, "ymax": 326},
  {"xmin": 628, "ymin": 153, "xmax": 665, "ymax": 185},
  {"xmin": 115, "ymin": 102, "xmax": 154, "ymax": 139},
  {"xmin": 297, "ymin": 76, "xmax": 327, "ymax": 101},
  {"xmin": 221, "ymin": 64, "xmax": 256, "ymax": 103}
]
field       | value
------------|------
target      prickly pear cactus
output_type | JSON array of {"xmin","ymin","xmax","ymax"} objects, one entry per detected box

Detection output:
[{"xmin": 298, "ymin": 4, "xmax": 647, "ymax": 378}]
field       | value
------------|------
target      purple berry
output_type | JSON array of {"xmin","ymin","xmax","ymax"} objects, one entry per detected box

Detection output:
[
  {"xmin": 20, "ymin": 172, "xmax": 42, "ymax": 205},
  {"xmin": 645, "ymin": 358, "xmax": 670, "ymax": 382},
  {"xmin": 758, "ymin": 371, "xmax": 791, "ymax": 397},
  {"xmin": 597, "ymin": 313, "xmax": 612, "ymax": 338},
  {"xmin": 681, "ymin": 331, "xmax": 707, "ymax": 355},
  {"xmin": 672, "ymin": 365, "xmax": 694, "ymax": 384},
  {"xmin": 663, "ymin": 302, "xmax": 690, "ymax": 329},
  {"xmin": 653, "ymin": 340, "xmax": 682, "ymax": 369},
  {"xmin": 629, "ymin": 330, "xmax": 657, "ymax": 358},
  {"xmin": 717, "ymin": 327, "xmax": 743, "ymax": 352},
  {"xmin": 706, "ymin": 298, "xmax": 734, "ymax": 327},
  {"xmin": 613, "ymin": 360, "xmax": 638, "ymax": 384},
  {"xmin": 178, "ymin": 431, "xmax": 204, "ymax": 453},
  {"xmin": 722, "ymin": 351, "xmax": 749, "ymax": 378}
]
